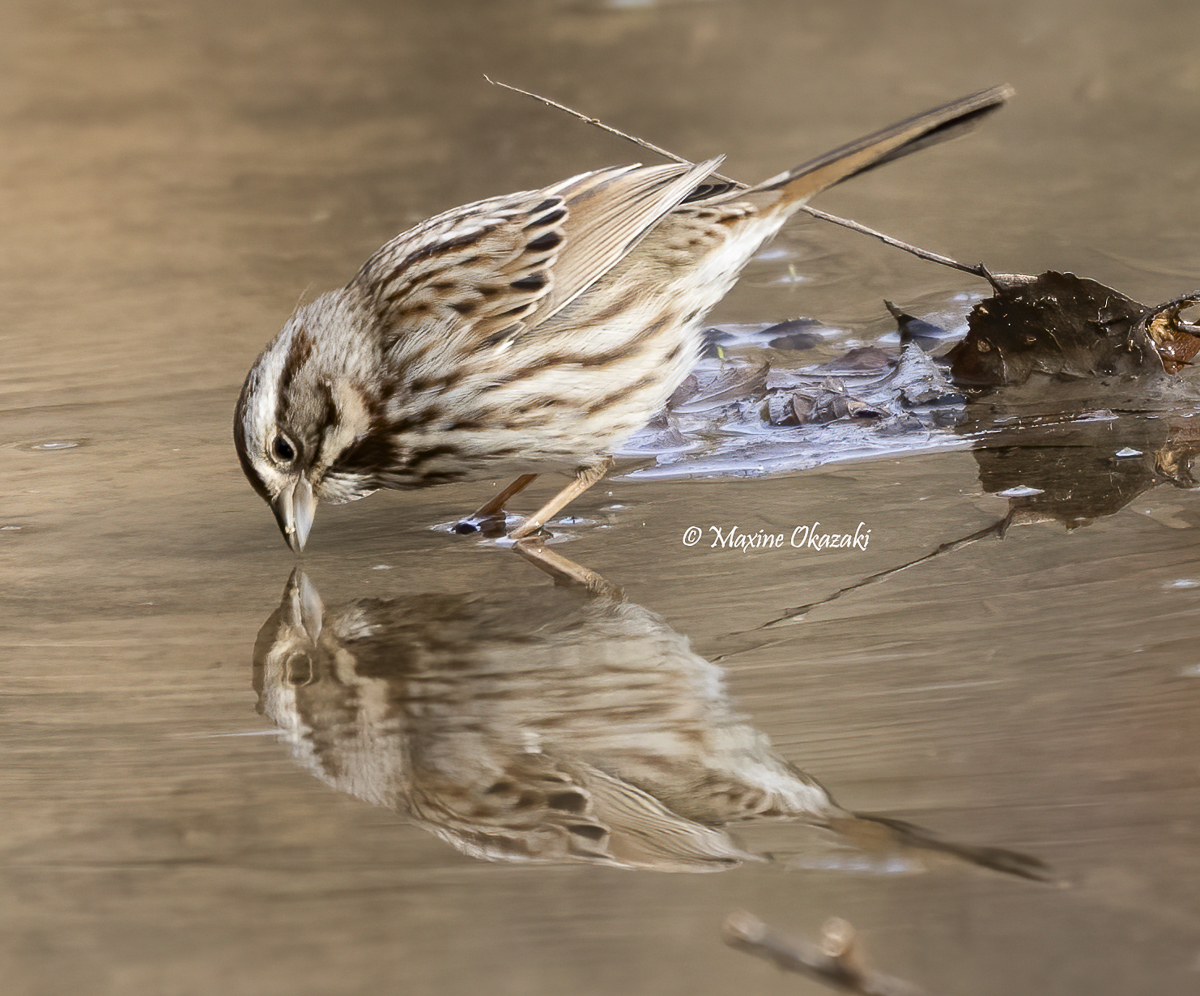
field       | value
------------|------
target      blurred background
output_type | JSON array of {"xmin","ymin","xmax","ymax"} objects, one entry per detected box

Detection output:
[{"xmin": 3, "ymin": 1, "xmax": 1199, "ymax": 994}]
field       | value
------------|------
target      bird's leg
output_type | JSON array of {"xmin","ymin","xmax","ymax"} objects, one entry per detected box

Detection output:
[
  {"xmin": 454, "ymin": 473, "xmax": 540, "ymax": 535},
  {"xmin": 508, "ymin": 457, "xmax": 614, "ymax": 540},
  {"xmin": 471, "ymin": 473, "xmax": 540, "ymax": 518},
  {"xmin": 511, "ymin": 538, "xmax": 622, "ymax": 599}
]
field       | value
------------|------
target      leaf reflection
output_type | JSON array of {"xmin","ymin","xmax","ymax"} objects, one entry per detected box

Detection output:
[{"xmin": 961, "ymin": 407, "xmax": 1200, "ymax": 529}]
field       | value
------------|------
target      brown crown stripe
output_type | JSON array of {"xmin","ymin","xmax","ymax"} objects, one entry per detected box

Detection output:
[{"xmin": 274, "ymin": 327, "xmax": 314, "ymax": 426}]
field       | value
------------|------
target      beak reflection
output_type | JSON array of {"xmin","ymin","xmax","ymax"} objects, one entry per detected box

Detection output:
[{"xmin": 250, "ymin": 564, "xmax": 1052, "ymax": 881}]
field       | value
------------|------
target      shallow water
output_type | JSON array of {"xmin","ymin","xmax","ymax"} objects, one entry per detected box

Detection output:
[{"xmin": 4, "ymin": 1, "xmax": 1200, "ymax": 994}]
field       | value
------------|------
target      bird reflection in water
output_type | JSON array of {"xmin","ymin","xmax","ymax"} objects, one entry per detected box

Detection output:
[{"xmin": 252, "ymin": 562, "xmax": 1051, "ymax": 880}]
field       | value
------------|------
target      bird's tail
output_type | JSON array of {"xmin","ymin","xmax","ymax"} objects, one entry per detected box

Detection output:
[
  {"xmin": 826, "ymin": 811, "xmax": 1059, "ymax": 884},
  {"xmin": 740, "ymin": 84, "xmax": 1014, "ymax": 208}
]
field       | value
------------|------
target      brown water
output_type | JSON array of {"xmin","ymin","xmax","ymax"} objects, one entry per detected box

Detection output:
[{"xmin": 4, "ymin": 1, "xmax": 1200, "ymax": 994}]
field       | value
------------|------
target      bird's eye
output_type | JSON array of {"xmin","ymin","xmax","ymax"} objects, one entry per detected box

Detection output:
[{"xmin": 272, "ymin": 435, "xmax": 297, "ymax": 464}]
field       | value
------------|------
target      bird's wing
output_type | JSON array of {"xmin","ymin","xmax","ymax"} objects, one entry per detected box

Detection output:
[
  {"xmin": 409, "ymin": 755, "xmax": 755, "ymax": 871},
  {"xmin": 350, "ymin": 157, "xmax": 723, "ymax": 351},
  {"xmin": 530, "ymin": 157, "xmax": 724, "ymax": 325}
]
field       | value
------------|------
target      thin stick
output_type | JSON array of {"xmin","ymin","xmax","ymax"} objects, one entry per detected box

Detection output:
[
  {"xmin": 484, "ymin": 75, "xmax": 742, "ymax": 184},
  {"xmin": 798, "ymin": 205, "xmax": 988, "ymax": 277},
  {"xmin": 485, "ymin": 75, "xmax": 992, "ymax": 279}
]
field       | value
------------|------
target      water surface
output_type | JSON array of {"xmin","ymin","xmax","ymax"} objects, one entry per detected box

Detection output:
[{"xmin": 4, "ymin": 1, "xmax": 1200, "ymax": 994}]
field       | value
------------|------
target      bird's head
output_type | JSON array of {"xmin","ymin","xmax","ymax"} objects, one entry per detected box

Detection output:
[{"xmin": 234, "ymin": 293, "xmax": 380, "ymax": 552}]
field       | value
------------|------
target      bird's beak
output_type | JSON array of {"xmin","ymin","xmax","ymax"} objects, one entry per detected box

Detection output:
[
  {"xmin": 284, "ymin": 568, "xmax": 324, "ymax": 644},
  {"xmin": 271, "ymin": 477, "xmax": 317, "ymax": 553}
]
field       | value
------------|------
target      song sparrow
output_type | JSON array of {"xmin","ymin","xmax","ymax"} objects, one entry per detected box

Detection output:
[
  {"xmin": 254, "ymin": 569, "xmax": 1050, "ymax": 878},
  {"xmin": 235, "ymin": 86, "xmax": 1012, "ymax": 551}
]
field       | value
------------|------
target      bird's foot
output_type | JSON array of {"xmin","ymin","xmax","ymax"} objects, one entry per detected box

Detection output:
[{"xmin": 452, "ymin": 512, "xmax": 509, "ymax": 537}]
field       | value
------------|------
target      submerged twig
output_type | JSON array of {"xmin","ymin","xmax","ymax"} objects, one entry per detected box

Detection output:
[
  {"xmin": 485, "ymin": 74, "xmax": 995, "ymax": 280},
  {"xmin": 724, "ymin": 912, "xmax": 929, "ymax": 996}
]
